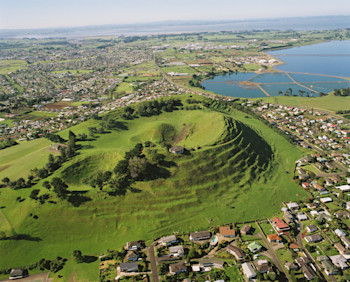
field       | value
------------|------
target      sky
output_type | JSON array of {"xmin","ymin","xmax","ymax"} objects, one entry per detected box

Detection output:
[{"xmin": 0, "ymin": 0, "xmax": 349, "ymax": 30}]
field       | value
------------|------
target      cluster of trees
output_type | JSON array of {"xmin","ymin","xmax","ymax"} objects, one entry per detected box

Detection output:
[
  {"xmin": 31, "ymin": 130, "xmax": 77, "ymax": 180},
  {"xmin": 121, "ymin": 99, "xmax": 183, "ymax": 120},
  {"xmin": 334, "ymin": 88, "xmax": 350, "ymax": 96},
  {"xmin": 86, "ymin": 142, "xmax": 167, "ymax": 193},
  {"xmin": 2, "ymin": 176, "xmax": 34, "ymax": 190},
  {"xmin": 0, "ymin": 138, "xmax": 17, "ymax": 150},
  {"xmin": 36, "ymin": 257, "xmax": 66, "ymax": 273},
  {"xmin": 0, "ymin": 256, "xmax": 66, "ymax": 276},
  {"xmin": 29, "ymin": 177, "xmax": 69, "ymax": 203},
  {"xmin": 72, "ymin": 250, "xmax": 97, "ymax": 263},
  {"xmin": 336, "ymin": 109, "xmax": 350, "ymax": 114},
  {"xmin": 189, "ymin": 74, "xmax": 204, "ymax": 89},
  {"xmin": 44, "ymin": 132, "xmax": 65, "ymax": 143}
]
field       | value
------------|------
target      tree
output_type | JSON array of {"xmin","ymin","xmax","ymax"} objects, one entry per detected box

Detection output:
[
  {"xmin": 37, "ymin": 168, "xmax": 49, "ymax": 179},
  {"xmin": 73, "ymin": 250, "xmax": 84, "ymax": 263},
  {"xmin": 128, "ymin": 157, "xmax": 148, "ymax": 180},
  {"xmin": 80, "ymin": 133, "xmax": 87, "ymax": 141},
  {"xmin": 51, "ymin": 178, "xmax": 69, "ymax": 199},
  {"xmin": 2, "ymin": 177, "xmax": 10, "ymax": 186},
  {"xmin": 30, "ymin": 189, "xmax": 40, "ymax": 200},
  {"xmin": 103, "ymin": 171, "xmax": 112, "ymax": 183},
  {"xmin": 16, "ymin": 177, "xmax": 26, "ymax": 189},
  {"xmin": 68, "ymin": 130, "xmax": 76, "ymax": 148},
  {"xmin": 43, "ymin": 181, "xmax": 51, "ymax": 190},
  {"xmin": 114, "ymin": 159, "xmax": 129, "ymax": 176}
]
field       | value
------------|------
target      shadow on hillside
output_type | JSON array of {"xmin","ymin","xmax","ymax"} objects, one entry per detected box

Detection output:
[
  {"xmin": 144, "ymin": 164, "xmax": 171, "ymax": 180},
  {"xmin": 0, "ymin": 234, "xmax": 42, "ymax": 242},
  {"xmin": 67, "ymin": 191, "xmax": 92, "ymax": 207},
  {"xmin": 81, "ymin": 144, "xmax": 95, "ymax": 150},
  {"xmin": 129, "ymin": 187, "xmax": 142, "ymax": 193},
  {"xmin": 109, "ymin": 121, "xmax": 128, "ymax": 131},
  {"xmin": 158, "ymin": 159, "xmax": 177, "ymax": 168}
]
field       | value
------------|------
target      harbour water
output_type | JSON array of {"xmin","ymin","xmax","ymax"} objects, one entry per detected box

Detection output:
[{"xmin": 201, "ymin": 41, "xmax": 350, "ymax": 98}]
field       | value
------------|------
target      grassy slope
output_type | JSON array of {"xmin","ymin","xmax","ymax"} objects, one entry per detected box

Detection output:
[
  {"xmin": 0, "ymin": 138, "xmax": 54, "ymax": 180},
  {"xmin": 0, "ymin": 99, "xmax": 307, "ymax": 280}
]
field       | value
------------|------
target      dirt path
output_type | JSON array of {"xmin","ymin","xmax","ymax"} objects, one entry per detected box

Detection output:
[
  {"xmin": 0, "ymin": 272, "xmax": 50, "ymax": 282},
  {"xmin": 173, "ymin": 125, "xmax": 190, "ymax": 145}
]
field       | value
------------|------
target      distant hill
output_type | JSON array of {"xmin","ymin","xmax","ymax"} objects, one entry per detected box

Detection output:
[{"xmin": 1, "ymin": 15, "xmax": 349, "ymax": 38}]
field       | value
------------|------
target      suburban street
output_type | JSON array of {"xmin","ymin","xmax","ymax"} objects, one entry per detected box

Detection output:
[{"xmin": 148, "ymin": 243, "xmax": 159, "ymax": 282}]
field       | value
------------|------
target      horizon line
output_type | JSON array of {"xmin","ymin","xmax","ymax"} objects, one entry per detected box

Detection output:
[{"xmin": 1, "ymin": 14, "xmax": 349, "ymax": 31}]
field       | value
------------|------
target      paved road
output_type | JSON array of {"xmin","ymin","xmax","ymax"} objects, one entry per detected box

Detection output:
[
  {"xmin": 148, "ymin": 243, "xmax": 159, "ymax": 282},
  {"xmin": 255, "ymin": 222, "xmax": 289, "ymax": 281},
  {"xmin": 295, "ymin": 221, "xmax": 329, "ymax": 281}
]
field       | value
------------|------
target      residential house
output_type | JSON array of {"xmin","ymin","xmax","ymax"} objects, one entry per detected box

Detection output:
[
  {"xmin": 189, "ymin": 231, "xmax": 211, "ymax": 241},
  {"xmin": 340, "ymin": 236, "xmax": 350, "ymax": 248},
  {"xmin": 227, "ymin": 245, "xmax": 244, "ymax": 261},
  {"xmin": 336, "ymin": 185, "xmax": 350, "ymax": 192},
  {"xmin": 125, "ymin": 250, "xmax": 139, "ymax": 262},
  {"xmin": 332, "ymin": 175, "xmax": 342, "ymax": 183},
  {"xmin": 346, "ymin": 201, "xmax": 350, "ymax": 211},
  {"xmin": 325, "ymin": 178, "xmax": 334, "ymax": 186},
  {"xmin": 334, "ymin": 243, "xmax": 350, "ymax": 259},
  {"xmin": 334, "ymin": 211, "xmax": 350, "ymax": 219},
  {"xmin": 307, "ymin": 202, "xmax": 319, "ymax": 210},
  {"xmin": 283, "ymin": 211, "xmax": 294, "ymax": 224},
  {"xmin": 248, "ymin": 241, "xmax": 262, "ymax": 253},
  {"xmin": 313, "ymin": 182, "xmax": 327, "ymax": 193},
  {"xmin": 272, "ymin": 217, "xmax": 290, "ymax": 233},
  {"xmin": 169, "ymin": 261, "xmax": 187, "ymax": 275},
  {"xmin": 317, "ymin": 256, "xmax": 338, "ymax": 276},
  {"xmin": 267, "ymin": 234, "xmax": 283, "ymax": 243},
  {"xmin": 9, "ymin": 269, "xmax": 26, "ymax": 280},
  {"xmin": 126, "ymin": 241, "xmax": 140, "ymax": 251},
  {"xmin": 254, "ymin": 260, "xmax": 269, "ymax": 274},
  {"xmin": 198, "ymin": 259, "xmax": 224, "ymax": 269},
  {"xmin": 120, "ymin": 262, "xmax": 138, "ymax": 272},
  {"xmin": 306, "ymin": 225, "xmax": 318, "ymax": 233},
  {"xmin": 219, "ymin": 226, "xmax": 236, "ymax": 238},
  {"xmin": 301, "ymin": 264, "xmax": 316, "ymax": 281},
  {"xmin": 287, "ymin": 202, "xmax": 300, "ymax": 210},
  {"xmin": 305, "ymin": 234, "xmax": 323, "ymax": 243},
  {"xmin": 334, "ymin": 229, "xmax": 346, "ymax": 238},
  {"xmin": 160, "ymin": 235, "xmax": 178, "ymax": 246},
  {"xmin": 285, "ymin": 262, "xmax": 298, "ymax": 271},
  {"xmin": 320, "ymin": 197, "xmax": 332, "ymax": 203},
  {"xmin": 289, "ymin": 243, "xmax": 301, "ymax": 251},
  {"xmin": 297, "ymin": 213, "xmax": 308, "ymax": 221},
  {"xmin": 241, "ymin": 224, "xmax": 252, "ymax": 235},
  {"xmin": 169, "ymin": 245, "xmax": 184, "ymax": 258},
  {"xmin": 241, "ymin": 262, "xmax": 256, "ymax": 281},
  {"xmin": 330, "ymin": 255, "xmax": 348, "ymax": 270}
]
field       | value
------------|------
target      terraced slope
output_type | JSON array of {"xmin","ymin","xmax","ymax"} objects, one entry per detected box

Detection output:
[{"xmin": 0, "ymin": 105, "xmax": 306, "ymax": 280}]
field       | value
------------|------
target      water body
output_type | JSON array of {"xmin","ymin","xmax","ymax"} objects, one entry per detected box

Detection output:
[
  {"xmin": 202, "ymin": 41, "xmax": 350, "ymax": 98},
  {"xmin": 269, "ymin": 41, "xmax": 350, "ymax": 77}
]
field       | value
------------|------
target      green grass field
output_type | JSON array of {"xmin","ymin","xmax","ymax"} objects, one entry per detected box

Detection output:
[
  {"xmin": 0, "ymin": 60, "xmax": 27, "ymax": 74},
  {"xmin": 0, "ymin": 95, "xmax": 307, "ymax": 280},
  {"xmin": 0, "ymin": 138, "xmax": 54, "ymax": 180},
  {"xmin": 116, "ymin": 82, "xmax": 134, "ymax": 93},
  {"xmin": 258, "ymin": 94, "xmax": 350, "ymax": 113}
]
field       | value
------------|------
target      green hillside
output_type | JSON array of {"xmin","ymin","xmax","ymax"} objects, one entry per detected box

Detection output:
[{"xmin": 0, "ymin": 96, "xmax": 307, "ymax": 280}]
